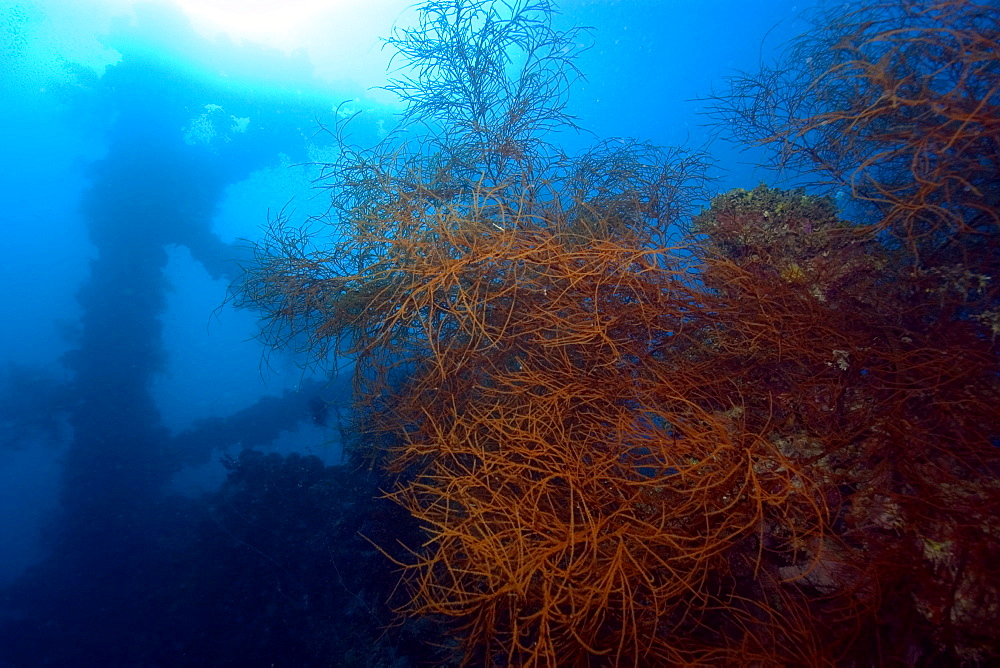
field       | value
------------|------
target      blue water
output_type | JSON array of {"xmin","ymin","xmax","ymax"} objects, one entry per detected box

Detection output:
[{"xmin": 0, "ymin": 0, "xmax": 810, "ymax": 664}]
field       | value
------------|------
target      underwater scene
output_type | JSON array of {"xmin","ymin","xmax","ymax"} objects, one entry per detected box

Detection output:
[{"xmin": 1, "ymin": 0, "xmax": 998, "ymax": 665}]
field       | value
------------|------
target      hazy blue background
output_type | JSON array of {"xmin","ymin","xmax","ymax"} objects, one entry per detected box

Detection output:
[{"xmin": 0, "ymin": 0, "xmax": 812, "ymax": 596}]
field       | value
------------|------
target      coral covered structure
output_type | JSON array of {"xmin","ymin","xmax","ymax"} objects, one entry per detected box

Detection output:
[{"xmin": 238, "ymin": 0, "xmax": 999, "ymax": 663}]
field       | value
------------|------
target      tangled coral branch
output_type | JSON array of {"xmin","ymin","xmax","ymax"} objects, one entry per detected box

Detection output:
[{"xmin": 235, "ymin": 0, "xmax": 1000, "ymax": 663}]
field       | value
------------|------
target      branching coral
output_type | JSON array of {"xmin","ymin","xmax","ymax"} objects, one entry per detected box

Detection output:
[
  {"xmin": 704, "ymin": 0, "xmax": 1000, "ymax": 245},
  {"xmin": 235, "ymin": 0, "xmax": 1000, "ymax": 663}
]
